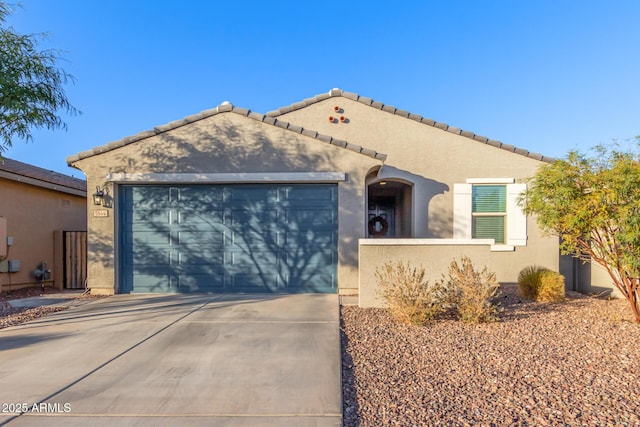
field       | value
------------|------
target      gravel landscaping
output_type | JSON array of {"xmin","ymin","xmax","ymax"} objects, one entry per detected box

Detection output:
[
  {"xmin": 0, "ymin": 287, "xmax": 100, "ymax": 329},
  {"xmin": 341, "ymin": 285, "xmax": 640, "ymax": 427}
]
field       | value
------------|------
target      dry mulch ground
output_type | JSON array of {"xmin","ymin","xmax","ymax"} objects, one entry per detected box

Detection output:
[
  {"xmin": 0, "ymin": 287, "xmax": 100, "ymax": 329},
  {"xmin": 341, "ymin": 285, "xmax": 640, "ymax": 427}
]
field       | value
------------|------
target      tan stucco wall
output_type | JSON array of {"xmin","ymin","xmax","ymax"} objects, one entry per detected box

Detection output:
[
  {"xmin": 70, "ymin": 112, "xmax": 381, "ymax": 294},
  {"xmin": 359, "ymin": 240, "xmax": 492, "ymax": 308},
  {"xmin": 0, "ymin": 178, "xmax": 86, "ymax": 290},
  {"xmin": 280, "ymin": 97, "xmax": 562, "ymax": 284}
]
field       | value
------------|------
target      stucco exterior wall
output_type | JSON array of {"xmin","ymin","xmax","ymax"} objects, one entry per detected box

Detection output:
[
  {"xmin": 70, "ymin": 112, "xmax": 381, "ymax": 295},
  {"xmin": 359, "ymin": 240, "xmax": 493, "ymax": 308},
  {"xmin": 279, "ymin": 97, "xmax": 564, "ymax": 284},
  {"xmin": 0, "ymin": 178, "xmax": 86, "ymax": 290}
]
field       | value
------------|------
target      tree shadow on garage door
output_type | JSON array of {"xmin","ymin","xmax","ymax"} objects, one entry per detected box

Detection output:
[
  {"xmin": 119, "ymin": 183, "xmax": 338, "ymax": 294},
  {"xmin": 105, "ymin": 121, "xmax": 364, "ymax": 294}
]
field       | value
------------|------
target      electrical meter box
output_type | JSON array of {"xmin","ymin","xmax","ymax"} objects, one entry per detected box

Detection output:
[{"xmin": 0, "ymin": 217, "xmax": 7, "ymax": 258}]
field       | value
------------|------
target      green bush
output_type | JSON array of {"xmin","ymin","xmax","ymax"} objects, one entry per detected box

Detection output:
[
  {"xmin": 445, "ymin": 257, "xmax": 501, "ymax": 323},
  {"xmin": 517, "ymin": 265, "xmax": 548, "ymax": 299},
  {"xmin": 518, "ymin": 265, "xmax": 565, "ymax": 302},
  {"xmin": 375, "ymin": 261, "xmax": 447, "ymax": 325}
]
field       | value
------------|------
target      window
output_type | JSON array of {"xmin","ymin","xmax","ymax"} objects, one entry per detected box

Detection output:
[
  {"xmin": 453, "ymin": 179, "xmax": 527, "ymax": 249},
  {"xmin": 472, "ymin": 185, "xmax": 506, "ymax": 244}
]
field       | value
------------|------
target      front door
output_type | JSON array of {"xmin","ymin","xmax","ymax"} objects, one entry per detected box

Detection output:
[{"xmin": 368, "ymin": 198, "xmax": 395, "ymax": 237}]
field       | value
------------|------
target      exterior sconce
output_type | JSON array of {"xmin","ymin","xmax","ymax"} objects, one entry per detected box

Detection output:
[
  {"xmin": 340, "ymin": 116, "xmax": 346, "ymax": 122},
  {"xmin": 93, "ymin": 186, "xmax": 105, "ymax": 206},
  {"xmin": 334, "ymin": 105, "xmax": 340, "ymax": 112},
  {"xmin": 329, "ymin": 116, "xmax": 336, "ymax": 122}
]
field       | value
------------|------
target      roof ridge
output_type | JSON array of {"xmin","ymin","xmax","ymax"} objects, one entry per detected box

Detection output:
[
  {"xmin": 266, "ymin": 88, "xmax": 554, "ymax": 163},
  {"xmin": 67, "ymin": 103, "xmax": 387, "ymax": 165}
]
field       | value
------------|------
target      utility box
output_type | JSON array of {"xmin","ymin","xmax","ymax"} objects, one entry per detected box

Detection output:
[
  {"xmin": 0, "ymin": 260, "xmax": 20, "ymax": 273},
  {"xmin": 8, "ymin": 260, "xmax": 21, "ymax": 273},
  {"xmin": 0, "ymin": 217, "xmax": 6, "ymax": 258}
]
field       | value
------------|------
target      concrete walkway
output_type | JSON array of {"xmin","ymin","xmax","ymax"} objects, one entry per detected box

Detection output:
[
  {"xmin": 0, "ymin": 294, "xmax": 342, "ymax": 426},
  {"xmin": 6, "ymin": 291, "xmax": 89, "ymax": 309}
]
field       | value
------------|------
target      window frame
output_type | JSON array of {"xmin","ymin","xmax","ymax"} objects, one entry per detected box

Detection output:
[
  {"xmin": 471, "ymin": 184, "xmax": 507, "ymax": 244},
  {"xmin": 453, "ymin": 178, "xmax": 527, "ymax": 251}
]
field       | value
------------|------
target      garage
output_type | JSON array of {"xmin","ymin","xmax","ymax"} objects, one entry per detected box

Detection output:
[{"xmin": 119, "ymin": 184, "xmax": 337, "ymax": 293}]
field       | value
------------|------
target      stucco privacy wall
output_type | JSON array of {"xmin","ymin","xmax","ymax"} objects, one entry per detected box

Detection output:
[
  {"xmin": 69, "ymin": 110, "xmax": 381, "ymax": 295},
  {"xmin": 359, "ymin": 240, "xmax": 493, "ymax": 308},
  {"xmin": 276, "ymin": 92, "xmax": 562, "ymax": 283},
  {"xmin": 0, "ymin": 178, "xmax": 86, "ymax": 290}
]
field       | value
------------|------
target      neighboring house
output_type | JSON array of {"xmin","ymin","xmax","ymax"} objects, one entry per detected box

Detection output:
[
  {"xmin": 66, "ymin": 89, "xmax": 614, "ymax": 305},
  {"xmin": 0, "ymin": 158, "xmax": 87, "ymax": 292}
]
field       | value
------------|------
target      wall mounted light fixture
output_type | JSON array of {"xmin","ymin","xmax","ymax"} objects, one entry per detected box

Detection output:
[{"xmin": 93, "ymin": 186, "xmax": 105, "ymax": 206}]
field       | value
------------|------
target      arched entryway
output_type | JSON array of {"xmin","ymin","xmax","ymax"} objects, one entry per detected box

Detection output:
[{"xmin": 366, "ymin": 175, "xmax": 413, "ymax": 238}]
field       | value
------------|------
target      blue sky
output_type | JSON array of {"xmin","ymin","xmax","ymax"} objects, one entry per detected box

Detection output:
[{"xmin": 4, "ymin": 0, "xmax": 640, "ymax": 177}]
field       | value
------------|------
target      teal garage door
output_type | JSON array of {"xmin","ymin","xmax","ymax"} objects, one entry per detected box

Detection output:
[{"xmin": 119, "ymin": 184, "xmax": 337, "ymax": 293}]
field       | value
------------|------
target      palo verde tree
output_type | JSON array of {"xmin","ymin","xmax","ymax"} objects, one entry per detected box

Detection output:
[
  {"xmin": 0, "ymin": 1, "xmax": 78, "ymax": 154},
  {"xmin": 520, "ymin": 140, "xmax": 640, "ymax": 322}
]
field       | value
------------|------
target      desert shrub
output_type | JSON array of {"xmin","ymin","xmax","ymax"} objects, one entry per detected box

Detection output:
[
  {"xmin": 537, "ymin": 270, "xmax": 566, "ymax": 302},
  {"xmin": 445, "ymin": 257, "xmax": 501, "ymax": 323},
  {"xmin": 375, "ymin": 261, "xmax": 447, "ymax": 325},
  {"xmin": 518, "ymin": 265, "xmax": 548, "ymax": 299},
  {"xmin": 518, "ymin": 265, "xmax": 565, "ymax": 302}
]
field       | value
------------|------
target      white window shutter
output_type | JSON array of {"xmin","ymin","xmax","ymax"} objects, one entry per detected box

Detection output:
[
  {"xmin": 453, "ymin": 183, "xmax": 472, "ymax": 239},
  {"xmin": 507, "ymin": 183, "xmax": 527, "ymax": 246}
]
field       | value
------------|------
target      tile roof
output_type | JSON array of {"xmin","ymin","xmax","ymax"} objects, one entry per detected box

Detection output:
[
  {"xmin": 0, "ymin": 157, "xmax": 87, "ymax": 194},
  {"xmin": 66, "ymin": 103, "xmax": 388, "ymax": 165},
  {"xmin": 266, "ymin": 88, "xmax": 555, "ymax": 163}
]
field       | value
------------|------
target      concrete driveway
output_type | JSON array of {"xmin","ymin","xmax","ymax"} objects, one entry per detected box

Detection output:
[{"xmin": 0, "ymin": 294, "xmax": 342, "ymax": 426}]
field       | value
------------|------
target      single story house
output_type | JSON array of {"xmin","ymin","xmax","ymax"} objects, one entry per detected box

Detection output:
[
  {"xmin": 67, "ymin": 89, "xmax": 616, "ymax": 306},
  {"xmin": 0, "ymin": 158, "xmax": 87, "ymax": 291}
]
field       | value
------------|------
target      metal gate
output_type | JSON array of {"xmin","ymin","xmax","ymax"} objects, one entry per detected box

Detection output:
[{"xmin": 64, "ymin": 231, "xmax": 87, "ymax": 289}]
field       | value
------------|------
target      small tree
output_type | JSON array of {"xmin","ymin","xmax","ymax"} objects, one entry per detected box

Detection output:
[
  {"xmin": 521, "ymin": 141, "xmax": 640, "ymax": 322},
  {"xmin": 0, "ymin": 1, "xmax": 78, "ymax": 154}
]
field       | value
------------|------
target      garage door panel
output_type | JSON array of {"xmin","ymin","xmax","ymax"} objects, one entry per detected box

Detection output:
[
  {"xmin": 130, "ymin": 187, "xmax": 173, "ymax": 209},
  {"xmin": 284, "ymin": 230, "xmax": 334, "ymax": 247},
  {"xmin": 286, "ymin": 185, "xmax": 334, "ymax": 202},
  {"xmin": 121, "ymin": 184, "xmax": 336, "ymax": 293},
  {"xmin": 132, "ymin": 274, "xmax": 174, "ymax": 293},
  {"xmin": 230, "ymin": 186, "xmax": 277, "ymax": 203},
  {"xmin": 231, "ymin": 209, "xmax": 278, "ymax": 226},
  {"xmin": 179, "ymin": 251, "xmax": 224, "ymax": 266},
  {"xmin": 178, "ymin": 209, "xmax": 224, "ymax": 226},
  {"xmin": 285, "ymin": 208, "xmax": 334, "ymax": 228},
  {"xmin": 231, "ymin": 274, "xmax": 280, "ymax": 291},
  {"xmin": 178, "ymin": 187, "xmax": 224, "ymax": 204},
  {"xmin": 284, "ymin": 251, "xmax": 334, "ymax": 268},
  {"xmin": 131, "ymin": 209, "xmax": 172, "ymax": 225},
  {"xmin": 178, "ymin": 230, "xmax": 225, "ymax": 245},
  {"xmin": 133, "ymin": 248, "xmax": 173, "ymax": 266},
  {"xmin": 179, "ymin": 274, "xmax": 225, "ymax": 291},
  {"xmin": 133, "ymin": 230, "xmax": 172, "ymax": 245},
  {"xmin": 230, "ymin": 230, "xmax": 280, "ymax": 249},
  {"xmin": 231, "ymin": 250, "xmax": 278, "ymax": 266}
]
